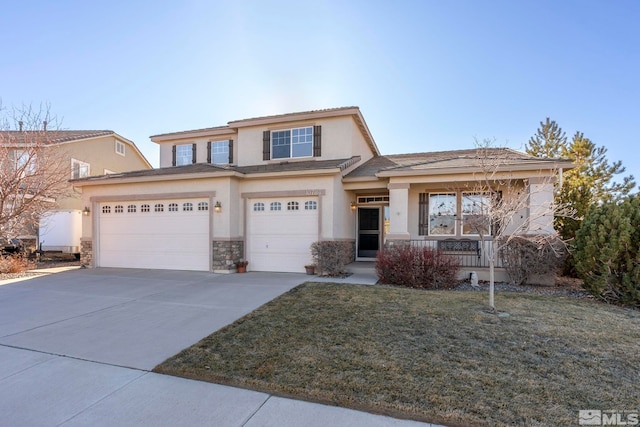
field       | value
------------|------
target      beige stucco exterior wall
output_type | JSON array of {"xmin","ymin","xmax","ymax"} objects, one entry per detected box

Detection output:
[{"xmin": 52, "ymin": 136, "xmax": 151, "ymax": 210}]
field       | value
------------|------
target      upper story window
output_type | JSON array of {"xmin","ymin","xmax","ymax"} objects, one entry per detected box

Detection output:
[
  {"xmin": 71, "ymin": 159, "xmax": 90, "ymax": 179},
  {"xmin": 271, "ymin": 126, "xmax": 313, "ymax": 159},
  {"xmin": 210, "ymin": 140, "xmax": 231, "ymax": 165},
  {"xmin": 173, "ymin": 144, "xmax": 195, "ymax": 166},
  {"xmin": 13, "ymin": 150, "xmax": 37, "ymax": 176},
  {"xmin": 115, "ymin": 140, "xmax": 125, "ymax": 156}
]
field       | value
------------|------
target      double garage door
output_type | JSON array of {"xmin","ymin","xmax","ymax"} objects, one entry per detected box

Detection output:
[
  {"xmin": 97, "ymin": 196, "xmax": 319, "ymax": 273},
  {"xmin": 98, "ymin": 199, "xmax": 210, "ymax": 271}
]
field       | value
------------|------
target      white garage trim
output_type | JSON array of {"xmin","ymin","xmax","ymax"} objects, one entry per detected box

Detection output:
[{"xmin": 96, "ymin": 198, "xmax": 211, "ymax": 271}]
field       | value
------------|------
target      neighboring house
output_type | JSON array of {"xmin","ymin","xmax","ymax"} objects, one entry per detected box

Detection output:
[
  {"xmin": 0, "ymin": 130, "xmax": 152, "ymax": 254},
  {"xmin": 72, "ymin": 107, "xmax": 571, "ymax": 279}
]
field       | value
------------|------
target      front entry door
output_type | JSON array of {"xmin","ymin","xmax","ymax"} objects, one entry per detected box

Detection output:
[{"xmin": 357, "ymin": 207, "xmax": 380, "ymax": 258}]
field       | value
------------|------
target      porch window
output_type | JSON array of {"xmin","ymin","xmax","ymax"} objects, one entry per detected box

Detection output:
[
  {"xmin": 462, "ymin": 193, "xmax": 491, "ymax": 236},
  {"xmin": 428, "ymin": 193, "xmax": 456, "ymax": 235}
]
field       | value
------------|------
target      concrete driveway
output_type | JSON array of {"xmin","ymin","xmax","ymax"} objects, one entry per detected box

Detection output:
[{"xmin": 0, "ymin": 268, "xmax": 437, "ymax": 427}]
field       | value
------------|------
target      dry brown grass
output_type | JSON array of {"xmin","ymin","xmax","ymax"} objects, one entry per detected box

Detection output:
[
  {"xmin": 0, "ymin": 254, "xmax": 35, "ymax": 274},
  {"xmin": 154, "ymin": 283, "xmax": 640, "ymax": 426}
]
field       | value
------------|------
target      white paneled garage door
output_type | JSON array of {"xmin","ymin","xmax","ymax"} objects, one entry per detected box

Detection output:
[
  {"xmin": 248, "ymin": 197, "xmax": 319, "ymax": 272},
  {"xmin": 98, "ymin": 199, "xmax": 210, "ymax": 271}
]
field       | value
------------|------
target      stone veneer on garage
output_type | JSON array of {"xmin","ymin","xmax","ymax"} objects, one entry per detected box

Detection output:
[
  {"xmin": 80, "ymin": 239, "xmax": 93, "ymax": 267},
  {"xmin": 212, "ymin": 240, "xmax": 244, "ymax": 272}
]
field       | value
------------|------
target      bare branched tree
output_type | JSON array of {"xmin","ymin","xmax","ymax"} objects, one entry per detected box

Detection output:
[
  {"xmin": 461, "ymin": 139, "xmax": 574, "ymax": 312},
  {"xmin": 0, "ymin": 102, "xmax": 71, "ymax": 246}
]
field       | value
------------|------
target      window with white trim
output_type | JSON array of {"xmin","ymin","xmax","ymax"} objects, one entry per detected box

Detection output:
[
  {"xmin": 197, "ymin": 202, "xmax": 209, "ymax": 211},
  {"xmin": 154, "ymin": 203, "xmax": 164, "ymax": 212},
  {"xmin": 175, "ymin": 144, "xmax": 193, "ymax": 166},
  {"xmin": 14, "ymin": 150, "xmax": 37, "ymax": 175},
  {"xmin": 211, "ymin": 141, "xmax": 230, "ymax": 164},
  {"xmin": 168, "ymin": 203, "xmax": 179, "ymax": 212},
  {"xmin": 462, "ymin": 193, "xmax": 492, "ymax": 236},
  {"xmin": 253, "ymin": 202, "xmax": 265, "ymax": 212},
  {"xmin": 305, "ymin": 201, "xmax": 317, "ymax": 210},
  {"xmin": 429, "ymin": 194, "xmax": 456, "ymax": 236},
  {"xmin": 141, "ymin": 204, "xmax": 150, "ymax": 212},
  {"xmin": 71, "ymin": 159, "xmax": 90, "ymax": 179},
  {"xmin": 270, "ymin": 202, "xmax": 281, "ymax": 211},
  {"xmin": 271, "ymin": 126, "xmax": 313, "ymax": 159},
  {"xmin": 115, "ymin": 140, "xmax": 125, "ymax": 156},
  {"xmin": 183, "ymin": 202, "xmax": 193, "ymax": 211},
  {"xmin": 287, "ymin": 201, "xmax": 299, "ymax": 211}
]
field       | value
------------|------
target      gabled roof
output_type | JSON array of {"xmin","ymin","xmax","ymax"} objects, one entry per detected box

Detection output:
[
  {"xmin": 72, "ymin": 157, "xmax": 361, "ymax": 185},
  {"xmin": 345, "ymin": 148, "xmax": 573, "ymax": 179},
  {"xmin": 0, "ymin": 130, "xmax": 152, "ymax": 169}
]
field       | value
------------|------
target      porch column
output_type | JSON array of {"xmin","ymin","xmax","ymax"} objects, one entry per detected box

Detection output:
[
  {"xmin": 386, "ymin": 183, "xmax": 411, "ymax": 240},
  {"xmin": 528, "ymin": 177, "xmax": 555, "ymax": 234}
]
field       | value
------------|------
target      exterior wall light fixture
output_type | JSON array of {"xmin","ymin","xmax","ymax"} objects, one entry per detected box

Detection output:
[
  {"xmin": 350, "ymin": 201, "xmax": 357, "ymax": 211},
  {"xmin": 82, "ymin": 206, "xmax": 91, "ymax": 216},
  {"xmin": 214, "ymin": 201, "xmax": 222, "ymax": 212}
]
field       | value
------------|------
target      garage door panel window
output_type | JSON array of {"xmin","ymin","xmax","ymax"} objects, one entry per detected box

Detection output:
[
  {"xmin": 183, "ymin": 202, "xmax": 193, "ymax": 211},
  {"xmin": 128, "ymin": 205, "xmax": 136, "ymax": 213},
  {"xmin": 253, "ymin": 202, "xmax": 265, "ymax": 212},
  {"xmin": 287, "ymin": 201, "xmax": 299, "ymax": 211},
  {"xmin": 270, "ymin": 202, "xmax": 281, "ymax": 211},
  {"xmin": 155, "ymin": 204, "xmax": 164, "ymax": 212},
  {"xmin": 102, "ymin": 205, "xmax": 111, "ymax": 214},
  {"xmin": 168, "ymin": 203, "xmax": 179, "ymax": 212},
  {"xmin": 114, "ymin": 205, "xmax": 124, "ymax": 213},
  {"xmin": 141, "ymin": 204, "xmax": 150, "ymax": 213},
  {"xmin": 198, "ymin": 202, "xmax": 209, "ymax": 211},
  {"xmin": 305, "ymin": 201, "xmax": 317, "ymax": 210}
]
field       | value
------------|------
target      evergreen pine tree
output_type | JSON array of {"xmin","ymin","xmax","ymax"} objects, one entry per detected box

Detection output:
[{"xmin": 525, "ymin": 117, "xmax": 566, "ymax": 158}]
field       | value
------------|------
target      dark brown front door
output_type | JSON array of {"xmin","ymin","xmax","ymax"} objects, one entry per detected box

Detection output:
[{"xmin": 357, "ymin": 207, "xmax": 380, "ymax": 258}]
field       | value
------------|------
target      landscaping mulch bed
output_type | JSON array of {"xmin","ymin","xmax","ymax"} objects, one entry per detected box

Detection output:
[{"xmin": 155, "ymin": 282, "xmax": 640, "ymax": 427}]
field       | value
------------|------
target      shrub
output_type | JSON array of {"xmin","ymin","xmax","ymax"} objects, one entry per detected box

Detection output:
[
  {"xmin": 310, "ymin": 241, "xmax": 353, "ymax": 277},
  {"xmin": 375, "ymin": 244, "xmax": 461, "ymax": 289},
  {"xmin": 573, "ymin": 195, "xmax": 640, "ymax": 307},
  {"xmin": 0, "ymin": 254, "xmax": 35, "ymax": 274},
  {"xmin": 498, "ymin": 236, "xmax": 567, "ymax": 286}
]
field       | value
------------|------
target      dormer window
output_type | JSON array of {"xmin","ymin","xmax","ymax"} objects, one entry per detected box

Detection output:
[
  {"xmin": 271, "ymin": 126, "xmax": 313, "ymax": 159},
  {"xmin": 115, "ymin": 140, "xmax": 125, "ymax": 156},
  {"xmin": 208, "ymin": 140, "xmax": 233, "ymax": 165}
]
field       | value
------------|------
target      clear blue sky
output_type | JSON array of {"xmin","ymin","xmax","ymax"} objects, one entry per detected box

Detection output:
[{"xmin": 1, "ymin": 0, "xmax": 638, "ymax": 185}]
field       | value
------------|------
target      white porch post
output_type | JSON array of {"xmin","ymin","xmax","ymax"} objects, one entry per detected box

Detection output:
[
  {"xmin": 386, "ymin": 183, "xmax": 411, "ymax": 240},
  {"xmin": 528, "ymin": 177, "xmax": 555, "ymax": 234}
]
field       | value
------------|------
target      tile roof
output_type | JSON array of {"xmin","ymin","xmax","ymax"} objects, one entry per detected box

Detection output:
[
  {"xmin": 345, "ymin": 148, "xmax": 564, "ymax": 178},
  {"xmin": 0, "ymin": 130, "xmax": 116, "ymax": 145}
]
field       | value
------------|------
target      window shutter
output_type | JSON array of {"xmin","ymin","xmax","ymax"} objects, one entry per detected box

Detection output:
[
  {"xmin": 263, "ymin": 131, "xmax": 271, "ymax": 161},
  {"xmin": 313, "ymin": 125, "xmax": 321, "ymax": 157},
  {"xmin": 192, "ymin": 143, "xmax": 197, "ymax": 164},
  {"xmin": 172, "ymin": 145, "xmax": 176, "ymax": 166},
  {"xmin": 228, "ymin": 139, "xmax": 234, "ymax": 164},
  {"xmin": 207, "ymin": 141, "xmax": 211, "ymax": 164},
  {"xmin": 418, "ymin": 193, "xmax": 429, "ymax": 236}
]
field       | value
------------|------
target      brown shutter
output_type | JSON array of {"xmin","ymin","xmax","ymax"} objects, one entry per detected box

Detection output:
[
  {"xmin": 419, "ymin": 193, "xmax": 429, "ymax": 236},
  {"xmin": 192, "ymin": 143, "xmax": 197, "ymax": 164},
  {"xmin": 313, "ymin": 125, "xmax": 321, "ymax": 157},
  {"xmin": 263, "ymin": 131, "xmax": 271, "ymax": 161},
  {"xmin": 207, "ymin": 141, "xmax": 212, "ymax": 163},
  {"xmin": 228, "ymin": 139, "xmax": 234, "ymax": 164},
  {"xmin": 172, "ymin": 145, "xmax": 176, "ymax": 166}
]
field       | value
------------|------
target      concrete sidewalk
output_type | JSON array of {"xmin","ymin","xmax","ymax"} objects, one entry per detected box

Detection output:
[{"xmin": 0, "ymin": 268, "xmax": 442, "ymax": 427}]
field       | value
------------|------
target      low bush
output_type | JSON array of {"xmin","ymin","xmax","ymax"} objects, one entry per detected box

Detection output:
[
  {"xmin": 0, "ymin": 254, "xmax": 35, "ymax": 274},
  {"xmin": 498, "ymin": 236, "xmax": 567, "ymax": 286},
  {"xmin": 375, "ymin": 245, "xmax": 461, "ymax": 289},
  {"xmin": 574, "ymin": 195, "xmax": 640, "ymax": 307},
  {"xmin": 310, "ymin": 241, "xmax": 353, "ymax": 276}
]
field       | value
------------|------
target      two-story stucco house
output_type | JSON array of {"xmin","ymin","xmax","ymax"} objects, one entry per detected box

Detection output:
[
  {"xmin": 0, "ymin": 129, "xmax": 152, "ymax": 254},
  {"xmin": 73, "ymin": 107, "xmax": 571, "ymax": 279}
]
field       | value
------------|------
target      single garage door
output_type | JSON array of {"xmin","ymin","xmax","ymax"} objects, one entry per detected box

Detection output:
[
  {"xmin": 248, "ymin": 197, "xmax": 318, "ymax": 272},
  {"xmin": 98, "ymin": 199, "xmax": 210, "ymax": 271}
]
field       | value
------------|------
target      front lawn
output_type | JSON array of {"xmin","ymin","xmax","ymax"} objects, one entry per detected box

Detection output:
[{"xmin": 154, "ymin": 283, "xmax": 640, "ymax": 426}]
